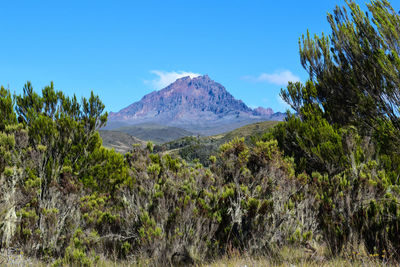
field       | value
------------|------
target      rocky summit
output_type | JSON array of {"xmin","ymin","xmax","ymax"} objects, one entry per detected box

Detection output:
[{"xmin": 108, "ymin": 75, "xmax": 284, "ymax": 134}]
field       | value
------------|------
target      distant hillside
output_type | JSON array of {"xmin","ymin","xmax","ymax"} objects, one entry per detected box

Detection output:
[
  {"xmin": 217, "ymin": 120, "xmax": 280, "ymax": 143},
  {"xmin": 154, "ymin": 121, "xmax": 280, "ymax": 165},
  {"xmin": 113, "ymin": 123, "xmax": 194, "ymax": 144},
  {"xmin": 99, "ymin": 130, "xmax": 144, "ymax": 153},
  {"xmin": 108, "ymin": 75, "xmax": 285, "ymax": 135}
]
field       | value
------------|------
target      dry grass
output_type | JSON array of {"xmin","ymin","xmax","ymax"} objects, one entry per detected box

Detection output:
[
  {"xmin": 203, "ymin": 246, "xmax": 394, "ymax": 267},
  {"xmin": 0, "ymin": 250, "xmax": 46, "ymax": 267},
  {"xmin": 0, "ymin": 246, "xmax": 396, "ymax": 266},
  {"xmin": 203, "ymin": 257, "xmax": 384, "ymax": 267}
]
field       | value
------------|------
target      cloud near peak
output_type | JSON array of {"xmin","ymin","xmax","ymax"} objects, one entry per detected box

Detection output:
[
  {"xmin": 147, "ymin": 70, "xmax": 201, "ymax": 90},
  {"xmin": 244, "ymin": 70, "xmax": 300, "ymax": 86}
]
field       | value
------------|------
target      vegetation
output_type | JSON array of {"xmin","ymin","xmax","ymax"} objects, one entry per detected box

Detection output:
[
  {"xmin": 99, "ymin": 130, "xmax": 144, "ymax": 154},
  {"xmin": 1, "ymin": 0, "xmax": 400, "ymax": 266},
  {"xmin": 272, "ymin": 0, "xmax": 400, "ymax": 260},
  {"xmin": 154, "ymin": 121, "xmax": 279, "ymax": 166},
  {"xmin": 113, "ymin": 123, "xmax": 194, "ymax": 144},
  {"xmin": 0, "ymin": 82, "xmax": 303, "ymax": 265}
]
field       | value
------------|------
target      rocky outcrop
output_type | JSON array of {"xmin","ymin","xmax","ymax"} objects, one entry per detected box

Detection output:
[{"xmin": 253, "ymin": 107, "xmax": 274, "ymax": 117}]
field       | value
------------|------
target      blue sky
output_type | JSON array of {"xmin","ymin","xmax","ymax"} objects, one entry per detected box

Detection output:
[{"xmin": 1, "ymin": 0, "xmax": 396, "ymax": 113}]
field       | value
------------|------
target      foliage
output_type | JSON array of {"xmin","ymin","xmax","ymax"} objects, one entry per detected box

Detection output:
[
  {"xmin": 154, "ymin": 121, "xmax": 279, "ymax": 167},
  {"xmin": 274, "ymin": 0, "xmax": 400, "ymax": 260},
  {"xmin": 0, "ymin": 83, "xmax": 305, "ymax": 266},
  {"xmin": 2, "ymin": 1, "xmax": 400, "ymax": 265},
  {"xmin": 0, "ymin": 86, "xmax": 16, "ymax": 131}
]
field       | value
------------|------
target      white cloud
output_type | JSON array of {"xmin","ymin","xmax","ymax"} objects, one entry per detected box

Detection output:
[
  {"xmin": 147, "ymin": 70, "xmax": 201, "ymax": 89},
  {"xmin": 244, "ymin": 70, "xmax": 300, "ymax": 86}
]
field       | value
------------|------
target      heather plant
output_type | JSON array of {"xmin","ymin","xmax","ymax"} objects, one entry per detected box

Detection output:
[
  {"xmin": 0, "ymin": 83, "xmax": 116, "ymax": 260},
  {"xmin": 0, "ymin": 86, "xmax": 16, "ymax": 132},
  {"xmin": 274, "ymin": 0, "xmax": 400, "ymax": 260},
  {"xmin": 121, "ymin": 145, "xmax": 220, "ymax": 264},
  {"xmin": 209, "ymin": 137, "xmax": 313, "ymax": 255}
]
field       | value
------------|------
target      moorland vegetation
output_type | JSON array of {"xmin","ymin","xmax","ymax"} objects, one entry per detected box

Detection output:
[{"xmin": 1, "ymin": 0, "xmax": 400, "ymax": 265}]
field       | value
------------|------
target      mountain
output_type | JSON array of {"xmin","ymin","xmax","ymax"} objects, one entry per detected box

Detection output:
[{"xmin": 107, "ymin": 75, "xmax": 284, "ymax": 135}]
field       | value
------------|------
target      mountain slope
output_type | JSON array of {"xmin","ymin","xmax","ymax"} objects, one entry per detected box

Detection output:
[
  {"xmin": 108, "ymin": 75, "xmax": 284, "ymax": 134},
  {"xmin": 99, "ymin": 130, "xmax": 145, "ymax": 153},
  {"xmin": 113, "ymin": 123, "xmax": 194, "ymax": 144},
  {"xmin": 154, "ymin": 120, "xmax": 280, "ymax": 165}
]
